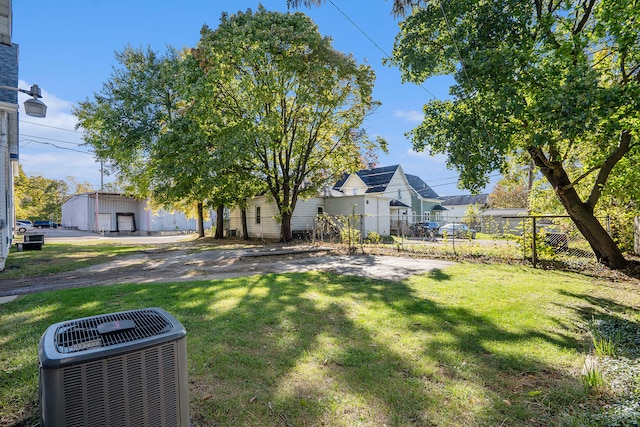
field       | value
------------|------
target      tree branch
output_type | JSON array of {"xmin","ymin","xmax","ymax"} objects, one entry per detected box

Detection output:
[
  {"xmin": 586, "ymin": 130, "xmax": 632, "ymax": 209},
  {"xmin": 573, "ymin": 0, "xmax": 596, "ymax": 34}
]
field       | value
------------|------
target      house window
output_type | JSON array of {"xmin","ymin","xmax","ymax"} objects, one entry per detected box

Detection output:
[
  {"xmin": 352, "ymin": 189, "xmax": 358, "ymax": 196},
  {"xmin": 423, "ymin": 212, "xmax": 430, "ymax": 222},
  {"xmin": 317, "ymin": 206, "xmax": 324, "ymax": 215},
  {"xmin": 256, "ymin": 206, "xmax": 261, "ymax": 224},
  {"xmin": 398, "ymin": 189, "xmax": 402, "ymax": 199}
]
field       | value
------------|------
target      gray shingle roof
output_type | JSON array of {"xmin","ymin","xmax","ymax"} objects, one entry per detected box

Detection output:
[
  {"xmin": 405, "ymin": 174, "xmax": 440, "ymax": 199},
  {"xmin": 440, "ymin": 194, "xmax": 489, "ymax": 206}
]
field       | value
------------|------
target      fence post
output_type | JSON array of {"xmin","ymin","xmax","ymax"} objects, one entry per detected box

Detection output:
[
  {"xmin": 531, "ymin": 217, "xmax": 538, "ymax": 268},
  {"xmin": 635, "ymin": 216, "xmax": 640, "ymax": 255}
]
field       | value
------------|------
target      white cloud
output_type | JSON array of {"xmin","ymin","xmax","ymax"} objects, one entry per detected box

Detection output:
[
  {"xmin": 15, "ymin": 81, "xmax": 106, "ymax": 186},
  {"xmin": 406, "ymin": 148, "xmax": 447, "ymax": 162},
  {"xmin": 393, "ymin": 109, "xmax": 424, "ymax": 122}
]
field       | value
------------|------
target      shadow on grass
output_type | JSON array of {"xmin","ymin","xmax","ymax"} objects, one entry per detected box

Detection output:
[{"xmin": 1, "ymin": 270, "xmax": 601, "ymax": 426}]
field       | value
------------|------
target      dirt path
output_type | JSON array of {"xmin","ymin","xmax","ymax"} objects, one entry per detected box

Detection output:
[{"xmin": 0, "ymin": 245, "xmax": 455, "ymax": 298}]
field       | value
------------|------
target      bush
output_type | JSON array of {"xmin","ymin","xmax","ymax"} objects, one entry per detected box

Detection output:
[
  {"xmin": 340, "ymin": 227, "xmax": 361, "ymax": 244},
  {"xmin": 365, "ymin": 231, "xmax": 381, "ymax": 244}
]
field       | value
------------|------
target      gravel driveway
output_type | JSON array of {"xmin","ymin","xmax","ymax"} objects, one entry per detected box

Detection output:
[{"xmin": 1, "ymin": 230, "xmax": 455, "ymax": 301}]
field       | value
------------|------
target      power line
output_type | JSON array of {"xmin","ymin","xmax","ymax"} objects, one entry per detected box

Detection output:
[
  {"xmin": 20, "ymin": 119, "xmax": 80, "ymax": 133},
  {"xmin": 429, "ymin": 173, "xmax": 502, "ymax": 188},
  {"xmin": 20, "ymin": 138, "xmax": 95, "ymax": 155},
  {"xmin": 326, "ymin": 0, "xmax": 439, "ymax": 100},
  {"xmin": 21, "ymin": 133, "xmax": 84, "ymax": 146}
]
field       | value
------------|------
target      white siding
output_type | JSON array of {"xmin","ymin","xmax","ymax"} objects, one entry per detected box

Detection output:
[
  {"xmin": 291, "ymin": 198, "xmax": 324, "ymax": 232},
  {"xmin": 62, "ymin": 193, "xmax": 210, "ymax": 234},
  {"xmin": 229, "ymin": 197, "xmax": 281, "ymax": 239},
  {"xmin": 338, "ymin": 174, "xmax": 368, "ymax": 196},
  {"xmin": 229, "ymin": 197, "xmax": 325, "ymax": 238},
  {"xmin": 62, "ymin": 194, "xmax": 91, "ymax": 230},
  {"xmin": 97, "ymin": 213, "xmax": 111, "ymax": 232},
  {"xmin": 0, "ymin": 112, "xmax": 9, "ymax": 269},
  {"xmin": 146, "ymin": 209, "xmax": 208, "ymax": 232},
  {"xmin": 324, "ymin": 195, "xmax": 391, "ymax": 237},
  {"xmin": 363, "ymin": 196, "xmax": 391, "ymax": 236},
  {"xmin": 324, "ymin": 195, "xmax": 366, "ymax": 216},
  {"xmin": 382, "ymin": 166, "xmax": 412, "ymax": 204}
]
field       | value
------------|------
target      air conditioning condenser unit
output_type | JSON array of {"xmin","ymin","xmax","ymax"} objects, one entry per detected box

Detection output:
[{"xmin": 38, "ymin": 307, "xmax": 189, "ymax": 427}]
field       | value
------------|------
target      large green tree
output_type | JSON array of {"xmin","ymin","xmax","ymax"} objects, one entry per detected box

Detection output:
[
  {"xmin": 14, "ymin": 166, "xmax": 69, "ymax": 222},
  {"xmin": 390, "ymin": 0, "xmax": 639, "ymax": 269},
  {"xmin": 291, "ymin": 0, "xmax": 640, "ymax": 269},
  {"xmin": 191, "ymin": 7, "xmax": 380, "ymax": 242},
  {"xmin": 74, "ymin": 47, "xmax": 180, "ymax": 195},
  {"xmin": 73, "ymin": 46, "xmax": 213, "ymax": 235}
]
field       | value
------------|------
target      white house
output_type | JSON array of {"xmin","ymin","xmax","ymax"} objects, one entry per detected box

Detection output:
[
  {"xmin": 440, "ymin": 194, "xmax": 489, "ymax": 222},
  {"xmin": 62, "ymin": 192, "xmax": 211, "ymax": 235},
  {"xmin": 229, "ymin": 164, "xmax": 445, "ymax": 239},
  {"xmin": 229, "ymin": 191, "xmax": 391, "ymax": 239}
]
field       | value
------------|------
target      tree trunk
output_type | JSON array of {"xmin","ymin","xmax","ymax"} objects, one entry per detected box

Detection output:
[
  {"xmin": 557, "ymin": 190, "xmax": 626, "ymax": 269},
  {"xmin": 280, "ymin": 211, "xmax": 293, "ymax": 242},
  {"xmin": 529, "ymin": 148, "xmax": 627, "ymax": 270},
  {"xmin": 196, "ymin": 201, "xmax": 205, "ymax": 238},
  {"xmin": 241, "ymin": 207, "xmax": 249, "ymax": 240},
  {"xmin": 215, "ymin": 205, "xmax": 225, "ymax": 239}
]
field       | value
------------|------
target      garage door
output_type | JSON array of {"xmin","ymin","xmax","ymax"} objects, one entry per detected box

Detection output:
[
  {"xmin": 117, "ymin": 215, "xmax": 134, "ymax": 232},
  {"xmin": 97, "ymin": 214, "xmax": 111, "ymax": 232}
]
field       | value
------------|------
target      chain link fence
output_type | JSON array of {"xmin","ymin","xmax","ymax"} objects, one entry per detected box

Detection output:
[
  {"xmin": 260, "ymin": 213, "xmax": 605, "ymax": 267},
  {"xmin": 516, "ymin": 215, "xmax": 605, "ymax": 268}
]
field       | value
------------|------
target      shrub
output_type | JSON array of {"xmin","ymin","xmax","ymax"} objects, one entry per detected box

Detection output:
[{"xmin": 365, "ymin": 231, "xmax": 381, "ymax": 244}]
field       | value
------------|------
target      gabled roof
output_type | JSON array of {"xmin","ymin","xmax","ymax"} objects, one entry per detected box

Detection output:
[
  {"xmin": 334, "ymin": 165, "xmax": 400, "ymax": 194},
  {"xmin": 405, "ymin": 174, "xmax": 440, "ymax": 199},
  {"xmin": 390, "ymin": 199, "xmax": 411, "ymax": 208},
  {"xmin": 440, "ymin": 194, "xmax": 489, "ymax": 206}
]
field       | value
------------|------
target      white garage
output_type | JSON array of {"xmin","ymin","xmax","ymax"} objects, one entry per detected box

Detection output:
[{"xmin": 62, "ymin": 192, "xmax": 210, "ymax": 235}]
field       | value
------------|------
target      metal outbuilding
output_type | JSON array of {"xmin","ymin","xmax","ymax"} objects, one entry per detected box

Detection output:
[{"xmin": 62, "ymin": 192, "xmax": 211, "ymax": 235}]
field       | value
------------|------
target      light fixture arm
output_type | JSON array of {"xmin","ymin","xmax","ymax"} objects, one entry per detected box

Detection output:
[
  {"xmin": 0, "ymin": 84, "xmax": 47, "ymax": 118},
  {"xmin": 0, "ymin": 83, "xmax": 42, "ymax": 98}
]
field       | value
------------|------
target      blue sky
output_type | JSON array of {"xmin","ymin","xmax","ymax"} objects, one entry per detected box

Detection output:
[{"xmin": 12, "ymin": 1, "xmax": 496, "ymax": 196}]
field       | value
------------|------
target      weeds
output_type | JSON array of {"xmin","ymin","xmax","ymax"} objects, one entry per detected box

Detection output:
[{"xmin": 582, "ymin": 368, "xmax": 606, "ymax": 393}]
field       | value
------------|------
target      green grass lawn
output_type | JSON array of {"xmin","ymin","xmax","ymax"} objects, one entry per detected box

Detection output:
[
  {"xmin": 1, "ymin": 241, "xmax": 147, "ymax": 279},
  {"xmin": 2, "ymin": 263, "xmax": 639, "ymax": 426}
]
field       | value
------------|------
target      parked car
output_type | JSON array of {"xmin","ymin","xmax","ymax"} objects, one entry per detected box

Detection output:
[
  {"xmin": 537, "ymin": 224, "xmax": 569, "ymax": 252},
  {"xmin": 420, "ymin": 221, "xmax": 440, "ymax": 231},
  {"xmin": 438, "ymin": 223, "xmax": 477, "ymax": 239},
  {"xmin": 34, "ymin": 220, "xmax": 57, "ymax": 229},
  {"xmin": 16, "ymin": 220, "xmax": 34, "ymax": 233}
]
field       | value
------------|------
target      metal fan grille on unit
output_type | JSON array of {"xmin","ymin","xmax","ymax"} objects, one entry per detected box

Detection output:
[{"xmin": 54, "ymin": 309, "xmax": 172, "ymax": 353}]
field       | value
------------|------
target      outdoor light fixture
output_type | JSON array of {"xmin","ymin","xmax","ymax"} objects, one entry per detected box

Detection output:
[{"xmin": 0, "ymin": 84, "xmax": 47, "ymax": 118}]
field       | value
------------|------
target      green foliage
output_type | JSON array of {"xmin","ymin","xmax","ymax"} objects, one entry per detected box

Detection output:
[
  {"xmin": 365, "ymin": 230, "xmax": 381, "ymax": 244},
  {"xmin": 587, "ymin": 318, "xmax": 620, "ymax": 357},
  {"xmin": 488, "ymin": 180, "xmax": 529, "ymax": 209},
  {"xmin": 462, "ymin": 203, "xmax": 480, "ymax": 229},
  {"xmin": 71, "ymin": 9, "xmax": 382, "ymax": 243},
  {"xmin": 14, "ymin": 165, "xmax": 72, "ymax": 222},
  {"xmin": 191, "ymin": 7, "xmax": 379, "ymax": 241},
  {"xmin": 340, "ymin": 226, "xmax": 361, "ymax": 245},
  {"xmin": 582, "ymin": 368, "xmax": 606, "ymax": 394},
  {"xmin": 391, "ymin": 0, "xmax": 639, "ymax": 268},
  {"xmin": 73, "ymin": 46, "xmax": 182, "ymax": 199}
]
